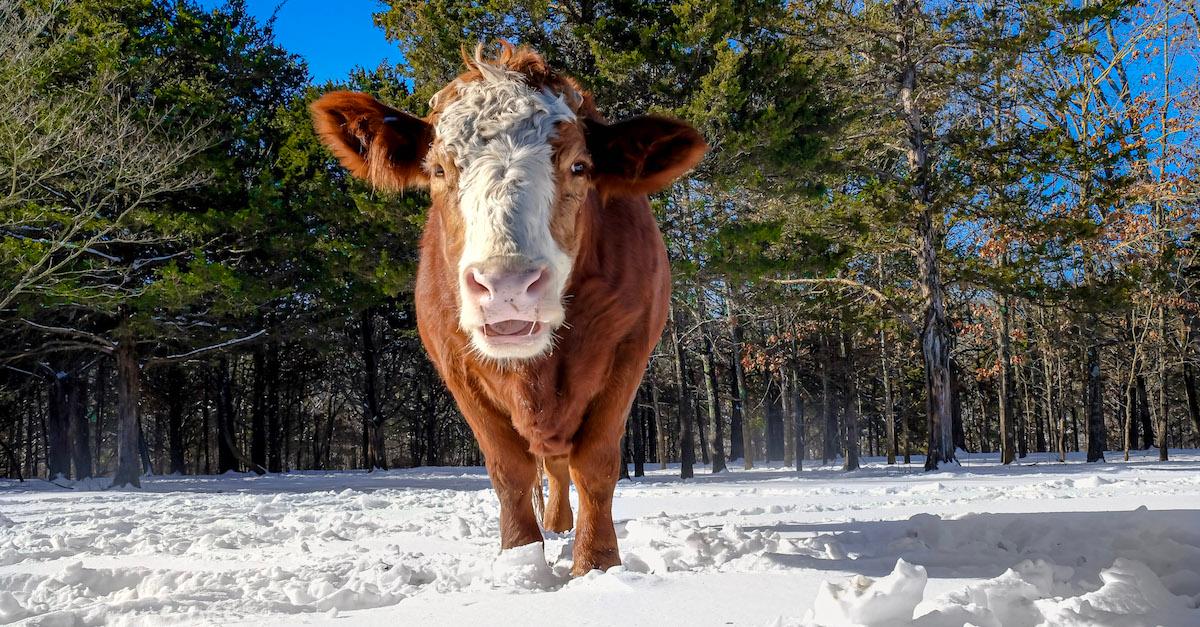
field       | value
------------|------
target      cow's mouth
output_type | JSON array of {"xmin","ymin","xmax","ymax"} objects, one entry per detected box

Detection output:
[{"xmin": 481, "ymin": 320, "xmax": 547, "ymax": 345}]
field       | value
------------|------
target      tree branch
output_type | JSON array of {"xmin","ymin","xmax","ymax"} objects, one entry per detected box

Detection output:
[
  {"xmin": 146, "ymin": 330, "xmax": 267, "ymax": 366},
  {"xmin": 768, "ymin": 277, "xmax": 920, "ymax": 334},
  {"xmin": 20, "ymin": 319, "xmax": 114, "ymax": 352}
]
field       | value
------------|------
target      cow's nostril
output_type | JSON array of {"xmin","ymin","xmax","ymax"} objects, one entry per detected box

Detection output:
[
  {"xmin": 465, "ymin": 268, "xmax": 492, "ymax": 298},
  {"xmin": 524, "ymin": 267, "xmax": 551, "ymax": 298}
]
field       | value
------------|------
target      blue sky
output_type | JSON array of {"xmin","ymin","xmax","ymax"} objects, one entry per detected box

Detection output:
[{"xmin": 200, "ymin": 0, "xmax": 396, "ymax": 84}]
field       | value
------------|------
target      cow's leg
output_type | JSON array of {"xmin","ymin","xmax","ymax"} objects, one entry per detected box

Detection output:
[
  {"xmin": 487, "ymin": 448, "xmax": 543, "ymax": 550},
  {"xmin": 460, "ymin": 405, "xmax": 543, "ymax": 550},
  {"xmin": 568, "ymin": 431, "xmax": 622, "ymax": 575},
  {"xmin": 542, "ymin": 454, "xmax": 573, "ymax": 532},
  {"xmin": 566, "ymin": 348, "xmax": 653, "ymax": 576}
]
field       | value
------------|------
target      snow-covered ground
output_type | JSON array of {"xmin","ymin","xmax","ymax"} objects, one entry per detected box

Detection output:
[{"xmin": 2, "ymin": 449, "xmax": 1199, "ymax": 626}]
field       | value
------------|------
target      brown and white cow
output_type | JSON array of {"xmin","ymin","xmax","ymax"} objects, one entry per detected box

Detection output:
[{"xmin": 311, "ymin": 44, "xmax": 705, "ymax": 575}]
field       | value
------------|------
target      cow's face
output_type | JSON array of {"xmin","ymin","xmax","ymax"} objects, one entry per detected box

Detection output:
[
  {"xmin": 311, "ymin": 45, "xmax": 706, "ymax": 361},
  {"xmin": 425, "ymin": 67, "xmax": 584, "ymax": 360}
]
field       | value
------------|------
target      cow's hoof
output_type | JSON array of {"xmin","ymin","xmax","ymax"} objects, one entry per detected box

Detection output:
[
  {"xmin": 543, "ymin": 509, "xmax": 573, "ymax": 534},
  {"xmin": 570, "ymin": 549, "xmax": 620, "ymax": 577},
  {"xmin": 500, "ymin": 526, "xmax": 545, "ymax": 551},
  {"xmin": 545, "ymin": 521, "xmax": 574, "ymax": 534}
]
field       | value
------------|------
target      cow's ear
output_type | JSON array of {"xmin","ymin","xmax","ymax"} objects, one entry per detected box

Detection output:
[
  {"xmin": 311, "ymin": 91, "xmax": 433, "ymax": 190},
  {"xmin": 585, "ymin": 116, "xmax": 707, "ymax": 195}
]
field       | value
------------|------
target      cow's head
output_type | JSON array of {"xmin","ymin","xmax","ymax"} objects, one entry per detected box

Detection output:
[{"xmin": 312, "ymin": 44, "xmax": 706, "ymax": 360}]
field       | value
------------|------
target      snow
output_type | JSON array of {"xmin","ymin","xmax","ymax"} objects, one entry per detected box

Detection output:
[
  {"xmin": 807, "ymin": 558, "xmax": 927, "ymax": 626},
  {"xmin": 1, "ymin": 449, "xmax": 1198, "ymax": 626}
]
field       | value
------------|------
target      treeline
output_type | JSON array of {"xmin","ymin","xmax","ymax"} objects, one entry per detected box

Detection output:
[{"xmin": 2, "ymin": 0, "xmax": 1198, "ymax": 484}]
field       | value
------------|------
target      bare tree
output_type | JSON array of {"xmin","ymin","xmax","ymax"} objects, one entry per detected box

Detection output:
[{"xmin": 0, "ymin": 1, "xmax": 208, "ymax": 312}]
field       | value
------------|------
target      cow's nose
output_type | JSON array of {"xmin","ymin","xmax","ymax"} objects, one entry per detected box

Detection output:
[{"xmin": 464, "ymin": 266, "xmax": 550, "ymax": 308}]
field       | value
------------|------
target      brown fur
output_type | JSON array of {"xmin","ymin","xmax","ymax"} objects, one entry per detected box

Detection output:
[
  {"xmin": 310, "ymin": 92, "xmax": 432, "ymax": 190},
  {"xmin": 311, "ymin": 44, "xmax": 706, "ymax": 576}
]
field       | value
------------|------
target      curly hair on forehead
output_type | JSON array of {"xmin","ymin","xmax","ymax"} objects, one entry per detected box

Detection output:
[{"xmin": 428, "ymin": 40, "xmax": 601, "ymax": 122}]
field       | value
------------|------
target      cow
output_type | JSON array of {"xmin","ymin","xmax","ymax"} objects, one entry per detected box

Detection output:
[{"xmin": 311, "ymin": 43, "xmax": 706, "ymax": 576}]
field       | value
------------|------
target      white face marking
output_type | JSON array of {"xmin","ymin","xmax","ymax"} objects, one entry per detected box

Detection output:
[{"xmin": 434, "ymin": 64, "xmax": 577, "ymax": 359}]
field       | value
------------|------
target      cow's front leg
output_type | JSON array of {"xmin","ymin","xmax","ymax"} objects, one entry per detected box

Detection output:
[
  {"xmin": 461, "ymin": 404, "xmax": 543, "ymax": 550},
  {"xmin": 487, "ymin": 450, "xmax": 543, "ymax": 549},
  {"xmin": 568, "ymin": 432, "xmax": 622, "ymax": 575}
]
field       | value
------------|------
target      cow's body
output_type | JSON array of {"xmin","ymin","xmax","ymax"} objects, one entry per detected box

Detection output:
[
  {"xmin": 312, "ymin": 44, "xmax": 704, "ymax": 574},
  {"xmin": 417, "ymin": 188, "xmax": 670, "ymax": 570},
  {"xmin": 417, "ymin": 190, "xmax": 670, "ymax": 458}
]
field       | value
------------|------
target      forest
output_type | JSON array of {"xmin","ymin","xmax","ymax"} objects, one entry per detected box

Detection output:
[{"xmin": 1, "ymin": 0, "xmax": 1198, "ymax": 487}]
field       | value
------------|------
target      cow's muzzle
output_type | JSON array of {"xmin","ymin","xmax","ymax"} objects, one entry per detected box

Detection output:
[{"xmin": 462, "ymin": 260, "xmax": 556, "ymax": 355}]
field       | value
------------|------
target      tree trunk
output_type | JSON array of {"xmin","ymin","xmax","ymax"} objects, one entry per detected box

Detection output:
[
  {"xmin": 5, "ymin": 396, "xmax": 22, "ymax": 480},
  {"xmin": 1136, "ymin": 374, "xmax": 1153, "ymax": 450},
  {"xmin": 1124, "ymin": 368, "xmax": 1138, "ymax": 460},
  {"xmin": 841, "ymin": 329, "xmax": 860, "ymax": 471},
  {"xmin": 694, "ymin": 367, "xmax": 710, "ymax": 466},
  {"xmin": 28, "ymin": 394, "xmax": 39, "ymax": 479},
  {"xmin": 644, "ymin": 389, "xmax": 657, "ymax": 464},
  {"xmin": 360, "ymin": 308, "xmax": 387, "ymax": 470},
  {"xmin": 951, "ymin": 359, "xmax": 967, "ymax": 453},
  {"xmin": 1152, "ymin": 22, "xmax": 1174, "ymax": 460},
  {"xmin": 283, "ymin": 354, "xmax": 297, "ymax": 471},
  {"xmin": 1085, "ymin": 347, "xmax": 1105, "ymax": 461},
  {"xmin": 153, "ymin": 402, "xmax": 165, "ymax": 475},
  {"xmin": 821, "ymin": 337, "xmax": 836, "ymax": 464},
  {"xmin": 316, "ymin": 386, "xmax": 336, "ymax": 466},
  {"xmin": 1043, "ymin": 334, "xmax": 1065, "ymax": 462},
  {"xmin": 1, "ymin": 404, "xmax": 21, "ymax": 480},
  {"xmin": 782, "ymin": 368, "xmax": 795, "ymax": 467},
  {"xmin": 1031, "ymin": 330, "xmax": 1048, "ymax": 454},
  {"xmin": 46, "ymin": 359, "xmax": 75, "ymax": 480},
  {"xmin": 894, "ymin": 0, "xmax": 954, "ymax": 471},
  {"xmin": 997, "ymin": 291, "xmax": 1016, "ymax": 464},
  {"xmin": 652, "ymin": 382, "xmax": 667, "ymax": 470},
  {"xmin": 1156, "ymin": 310, "xmax": 1169, "ymax": 461},
  {"xmin": 111, "ymin": 334, "xmax": 143, "ymax": 488},
  {"xmin": 671, "ymin": 307, "xmax": 695, "ymax": 479},
  {"xmin": 787, "ymin": 329, "xmax": 804, "ymax": 471},
  {"xmin": 94, "ymin": 360, "xmax": 106, "ymax": 475},
  {"xmin": 266, "ymin": 344, "xmax": 282, "ymax": 473},
  {"xmin": 1056, "ymin": 404, "xmax": 1067, "ymax": 463},
  {"xmin": 1071, "ymin": 405, "xmax": 1080, "ymax": 454},
  {"xmin": 165, "ymin": 365, "xmax": 186, "ymax": 475},
  {"xmin": 1085, "ymin": 312, "xmax": 1106, "ymax": 461},
  {"xmin": 701, "ymin": 333, "xmax": 727, "ymax": 473},
  {"xmin": 776, "ymin": 318, "xmax": 794, "ymax": 467},
  {"xmin": 424, "ymin": 390, "xmax": 438, "ymax": 466},
  {"xmin": 633, "ymin": 388, "xmax": 646, "ymax": 477},
  {"xmin": 918, "ymin": 219, "xmax": 953, "ymax": 461},
  {"xmin": 880, "ymin": 327, "xmax": 897, "ymax": 465},
  {"xmin": 727, "ymin": 286, "xmax": 750, "ymax": 467},
  {"xmin": 794, "ymin": 384, "xmax": 805, "ymax": 471},
  {"xmin": 69, "ymin": 367, "xmax": 91, "ymax": 479},
  {"xmin": 202, "ymin": 381, "xmax": 212, "ymax": 475},
  {"xmin": 765, "ymin": 371, "xmax": 784, "ymax": 462},
  {"xmin": 216, "ymin": 358, "xmax": 239, "ymax": 473},
  {"xmin": 415, "ymin": 364, "xmax": 436, "ymax": 466},
  {"xmin": 728, "ymin": 363, "xmax": 744, "ymax": 463},
  {"xmin": 1018, "ymin": 367, "xmax": 1029, "ymax": 459},
  {"xmin": 138, "ymin": 414, "xmax": 153, "ymax": 475},
  {"xmin": 251, "ymin": 349, "xmax": 268, "ymax": 472},
  {"xmin": 901, "ymin": 382, "xmax": 912, "ymax": 464},
  {"xmin": 137, "ymin": 415, "xmax": 153, "ymax": 473},
  {"xmin": 620, "ymin": 434, "xmax": 631, "ymax": 480}
]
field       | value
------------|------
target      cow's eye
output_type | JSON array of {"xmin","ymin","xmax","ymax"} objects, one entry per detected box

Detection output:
[
  {"xmin": 433, "ymin": 165, "xmax": 445, "ymax": 177},
  {"xmin": 570, "ymin": 162, "xmax": 587, "ymax": 176}
]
